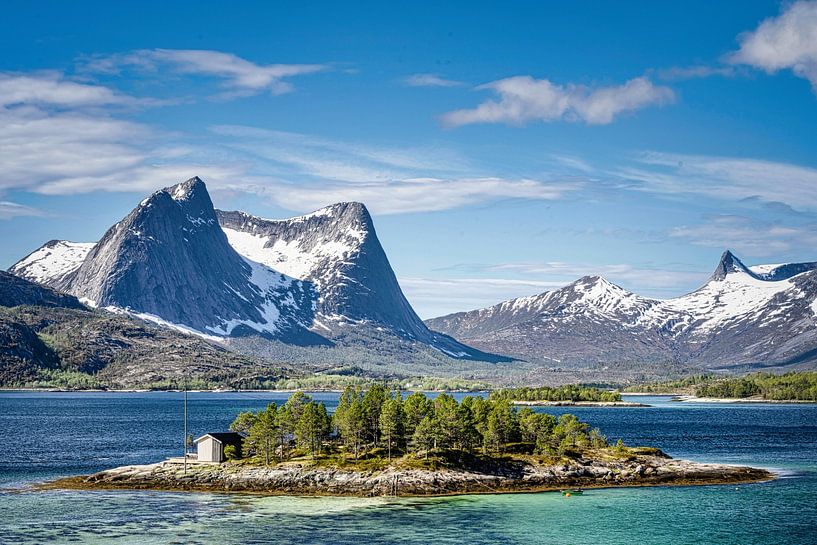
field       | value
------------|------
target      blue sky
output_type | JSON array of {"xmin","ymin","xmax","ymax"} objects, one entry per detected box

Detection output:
[{"xmin": 3, "ymin": 0, "xmax": 817, "ymax": 318}]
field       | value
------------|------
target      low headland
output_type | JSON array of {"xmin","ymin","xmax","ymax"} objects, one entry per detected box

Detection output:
[
  {"xmin": 46, "ymin": 388, "xmax": 772, "ymax": 496},
  {"xmin": 624, "ymin": 371, "xmax": 817, "ymax": 403}
]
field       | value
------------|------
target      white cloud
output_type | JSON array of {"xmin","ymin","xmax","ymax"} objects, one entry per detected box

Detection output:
[
  {"xmin": 399, "ymin": 277, "xmax": 565, "ymax": 318},
  {"xmin": 401, "ymin": 259, "xmax": 711, "ymax": 318},
  {"xmin": 210, "ymin": 125, "xmax": 583, "ymax": 214},
  {"xmin": 0, "ymin": 201, "xmax": 43, "ymax": 220},
  {"xmin": 669, "ymin": 215, "xmax": 817, "ymax": 257},
  {"xmin": 621, "ymin": 152, "xmax": 817, "ymax": 211},
  {"xmin": 238, "ymin": 175, "xmax": 579, "ymax": 215},
  {"xmin": 441, "ymin": 76, "xmax": 674, "ymax": 127},
  {"xmin": 656, "ymin": 65, "xmax": 738, "ymax": 81},
  {"xmin": 86, "ymin": 49, "xmax": 328, "ymax": 97},
  {"xmin": 0, "ymin": 71, "xmax": 133, "ymax": 108},
  {"xmin": 474, "ymin": 261, "xmax": 706, "ymax": 292},
  {"xmin": 403, "ymin": 73, "xmax": 463, "ymax": 87},
  {"xmin": 728, "ymin": 1, "xmax": 817, "ymax": 91},
  {"xmin": 0, "ymin": 70, "xmax": 245, "ymax": 198}
]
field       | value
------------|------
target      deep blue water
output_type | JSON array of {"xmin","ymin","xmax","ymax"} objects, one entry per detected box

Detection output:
[{"xmin": 1, "ymin": 392, "xmax": 815, "ymax": 544}]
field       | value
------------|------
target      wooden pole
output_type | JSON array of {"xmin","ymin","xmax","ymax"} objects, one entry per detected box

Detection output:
[{"xmin": 183, "ymin": 358, "xmax": 188, "ymax": 474}]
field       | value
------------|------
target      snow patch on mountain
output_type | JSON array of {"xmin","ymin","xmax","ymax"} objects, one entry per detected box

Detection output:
[
  {"xmin": 222, "ymin": 226, "xmax": 363, "ymax": 282},
  {"xmin": 664, "ymin": 269, "xmax": 793, "ymax": 333},
  {"xmin": 104, "ymin": 305, "xmax": 225, "ymax": 343},
  {"xmin": 10, "ymin": 241, "xmax": 96, "ymax": 284}
]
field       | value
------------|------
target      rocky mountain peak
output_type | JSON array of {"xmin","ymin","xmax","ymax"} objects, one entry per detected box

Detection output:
[{"xmin": 710, "ymin": 250, "xmax": 755, "ymax": 281}]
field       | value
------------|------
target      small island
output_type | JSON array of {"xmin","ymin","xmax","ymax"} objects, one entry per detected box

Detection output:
[{"xmin": 48, "ymin": 388, "xmax": 772, "ymax": 496}]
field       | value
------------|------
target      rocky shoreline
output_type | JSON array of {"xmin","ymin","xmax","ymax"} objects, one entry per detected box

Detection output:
[{"xmin": 45, "ymin": 452, "xmax": 772, "ymax": 497}]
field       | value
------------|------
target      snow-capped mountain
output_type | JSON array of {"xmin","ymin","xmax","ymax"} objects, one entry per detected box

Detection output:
[
  {"xmin": 10, "ymin": 177, "xmax": 499, "ymax": 361},
  {"xmin": 426, "ymin": 251, "xmax": 817, "ymax": 370}
]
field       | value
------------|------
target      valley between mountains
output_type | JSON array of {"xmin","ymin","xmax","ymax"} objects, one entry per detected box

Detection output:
[{"xmin": 3, "ymin": 176, "xmax": 817, "ymax": 388}]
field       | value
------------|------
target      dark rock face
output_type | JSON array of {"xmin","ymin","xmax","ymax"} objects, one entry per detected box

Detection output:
[
  {"xmin": 709, "ymin": 250, "xmax": 756, "ymax": 281},
  {"xmin": 0, "ymin": 270, "xmax": 83, "ymax": 309},
  {"xmin": 427, "ymin": 254, "xmax": 817, "ymax": 371}
]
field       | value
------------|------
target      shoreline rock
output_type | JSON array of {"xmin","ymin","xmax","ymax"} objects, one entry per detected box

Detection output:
[{"xmin": 44, "ymin": 454, "xmax": 772, "ymax": 497}]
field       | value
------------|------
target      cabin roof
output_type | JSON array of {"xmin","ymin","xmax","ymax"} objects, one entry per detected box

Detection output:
[{"xmin": 194, "ymin": 432, "xmax": 242, "ymax": 444}]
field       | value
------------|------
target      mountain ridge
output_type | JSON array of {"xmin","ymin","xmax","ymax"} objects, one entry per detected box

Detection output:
[{"xmin": 426, "ymin": 252, "xmax": 817, "ymax": 370}]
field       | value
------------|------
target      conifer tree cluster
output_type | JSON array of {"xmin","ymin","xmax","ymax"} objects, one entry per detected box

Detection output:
[{"xmin": 230, "ymin": 387, "xmax": 610, "ymax": 464}]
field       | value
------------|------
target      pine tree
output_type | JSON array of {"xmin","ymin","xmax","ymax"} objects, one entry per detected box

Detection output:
[
  {"xmin": 296, "ymin": 401, "xmax": 330, "ymax": 458},
  {"xmin": 361, "ymin": 384, "xmax": 388, "ymax": 446},
  {"xmin": 379, "ymin": 397, "xmax": 404, "ymax": 461},
  {"xmin": 412, "ymin": 415, "xmax": 438, "ymax": 459}
]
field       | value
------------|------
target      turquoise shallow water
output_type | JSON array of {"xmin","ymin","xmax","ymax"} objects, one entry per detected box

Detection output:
[{"xmin": 1, "ymin": 392, "xmax": 815, "ymax": 544}]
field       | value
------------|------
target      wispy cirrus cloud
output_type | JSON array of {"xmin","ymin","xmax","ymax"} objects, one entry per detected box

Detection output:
[
  {"xmin": 727, "ymin": 0, "xmax": 817, "ymax": 92},
  {"xmin": 669, "ymin": 214, "xmax": 817, "ymax": 257},
  {"xmin": 0, "ymin": 71, "xmax": 136, "ymax": 108},
  {"xmin": 441, "ymin": 76, "xmax": 674, "ymax": 127},
  {"xmin": 209, "ymin": 125, "xmax": 584, "ymax": 214},
  {"xmin": 84, "ymin": 49, "xmax": 329, "ymax": 97},
  {"xmin": 655, "ymin": 65, "xmax": 738, "ymax": 81},
  {"xmin": 0, "ymin": 71, "xmax": 247, "ymax": 197},
  {"xmin": 405, "ymin": 259, "xmax": 711, "ymax": 317},
  {"xmin": 399, "ymin": 277, "xmax": 565, "ymax": 319},
  {"xmin": 403, "ymin": 73, "xmax": 463, "ymax": 87},
  {"xmin": 620, "ymin": 151, "xmax": 817, "ymax": 211},
  {"xmin": 0, "ymin": 201, "xmax": 44, "ymax": 220}
]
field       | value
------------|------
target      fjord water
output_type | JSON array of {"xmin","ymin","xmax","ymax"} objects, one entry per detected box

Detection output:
[{"xmin": 1, "ymin": 392, "xmax": 815, "ymax": 544}]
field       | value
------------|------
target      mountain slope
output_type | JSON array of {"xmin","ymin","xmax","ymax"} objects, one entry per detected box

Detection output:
[
  {"xmin": 12, "ymin": 177, "xmax": 320, "ymax": 344},
  {"xmin": 0, "ymin": 271, "xmax": 291, "ymax": 388},
  {"xmin": 0, "ymin": 270, "xmax": 84, "ymax": 309},
  {"xmin": 10, "ymin": 177, "xmax": 503, "ymax": 363},
  {"xmin": 427, "ymin": 251, "xmax": 817, "ymax": 370},
  {"xmin": 217, "ymin": 205, "xmax": 499, "ymax": 360}
]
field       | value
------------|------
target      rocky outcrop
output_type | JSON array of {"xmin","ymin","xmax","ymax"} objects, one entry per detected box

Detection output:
[{"xmin": 51, "ymin": 454, "xmax": 772, "ymax": 496}]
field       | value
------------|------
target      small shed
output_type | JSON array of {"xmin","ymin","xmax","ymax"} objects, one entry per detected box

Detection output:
[{"xmin": 194, "ymin": 432, "xmax": 242, "ymax": 462}]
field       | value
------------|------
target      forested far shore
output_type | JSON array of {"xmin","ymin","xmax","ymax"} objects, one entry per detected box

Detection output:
[
  {"xmin": 228, "ymin": 387, "xmax": 618, "ymax": 466},
  {"xmin": 489, "ymin": 385, "xmax": 622, "ymax": 403},
  {"xmin": 625, "ymin": 371, "xmax": 817, "ymax": 401}
]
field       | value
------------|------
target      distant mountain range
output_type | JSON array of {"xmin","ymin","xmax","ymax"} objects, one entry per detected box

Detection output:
[
  {"xmin": 426, "ymin": 251, "xmax": 817, "ymax": 371},
  {"xmin": 9, "ymin": 177, "xmax": 505, "ymax": 367}
]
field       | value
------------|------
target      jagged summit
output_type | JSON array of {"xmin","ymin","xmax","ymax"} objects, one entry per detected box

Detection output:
[
  {"xmin": 709, "ymin": 250, "xmax": 756, "ymax": 281},
  {"xmin": 168, "ymin": 176, "xmax": 205, "ymax": 202}
]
